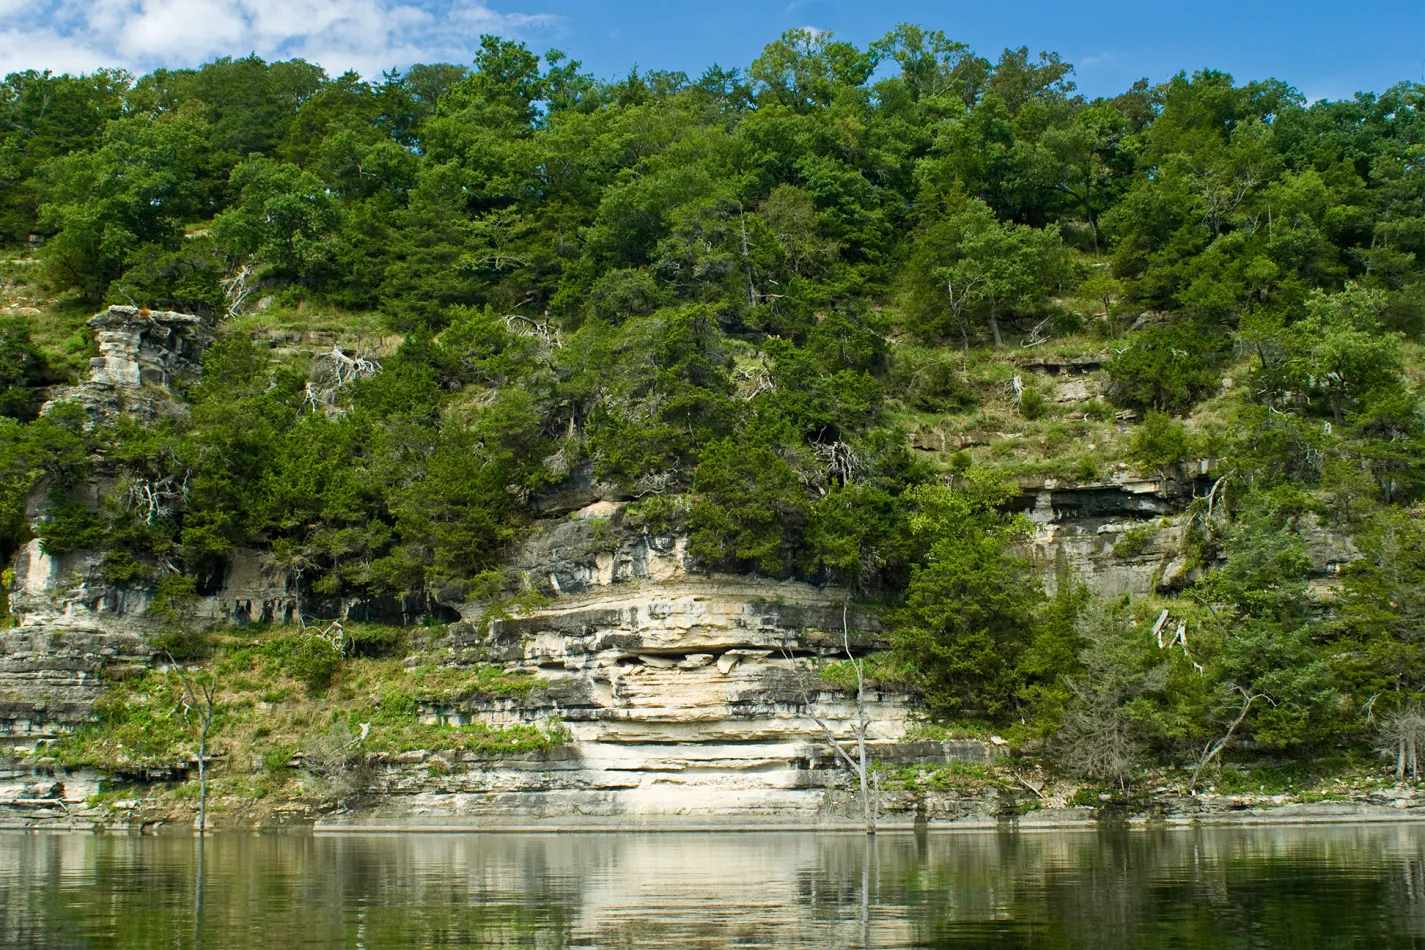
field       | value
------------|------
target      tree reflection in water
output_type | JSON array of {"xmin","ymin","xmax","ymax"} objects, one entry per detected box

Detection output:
[{"xmin": 0, "ymin": 825, "xmax": 1423, "ymax": 948}]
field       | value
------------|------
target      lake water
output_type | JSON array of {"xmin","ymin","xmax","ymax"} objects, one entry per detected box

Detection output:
[{"xmin": 2, "ymin": 825, "xmax": 1424, "ymax": 948}]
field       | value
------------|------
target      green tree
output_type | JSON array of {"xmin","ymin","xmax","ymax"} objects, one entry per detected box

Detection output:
[
  {"xmin": 37, "ymin": 116, "xmax": 205, "ymax": 299},
  {"xmin": 888, "ymin": 479, "xmax": 1040, "ymax": 716},
  {"xmin": 908, "ymin": 199, "xmax": 1067, "ymax": 347},
  {"xmin": 688, "ymin": 437, "xmax": 808, "ymax": 574}
]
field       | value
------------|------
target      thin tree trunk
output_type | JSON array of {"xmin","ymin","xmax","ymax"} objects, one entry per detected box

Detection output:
[
  {"xmin": 844, "ymin": 600, "xmax": 876, "ymax": 835},
  {"xmin": 193, "ymin": 832, "xmax": 205, "ymax": 950},
  {"xmin": 781, "ymin": 599, "xmax": 878, "ymax": 834},
  {"xmin": 197, "ymin": 718, "xmax": 209, "ymax": 835},
  {"xmin": 1190, "ymin": 687, "xmax": 1259, "ymax": 792},
  {"xmin": 860, "ymin": 835, "xmax": 873, "ymax": 948}
]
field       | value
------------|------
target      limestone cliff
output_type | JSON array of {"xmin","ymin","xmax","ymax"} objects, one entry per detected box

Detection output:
[{"xmin": 0, "ymin": 307, "xmax": 1360, "ymax": 826}]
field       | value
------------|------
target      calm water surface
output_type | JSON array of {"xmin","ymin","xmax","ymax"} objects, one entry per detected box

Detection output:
[{"xmin": 2, "ymin": 826, "xmax": 1424, "ymax": 948}]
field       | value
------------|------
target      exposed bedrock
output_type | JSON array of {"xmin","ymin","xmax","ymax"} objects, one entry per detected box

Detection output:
[{"xmin": 0, "ymin": 307, "xmax": 1362, "ymax": 821}]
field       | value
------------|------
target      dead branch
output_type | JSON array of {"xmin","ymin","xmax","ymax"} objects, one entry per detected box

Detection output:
[
  {"xmin": 303, "ymin": 619, "xmax": 347, "ymax": 655},
  {"xmin": 302, "ymin": 347, "xmax": 381, "ymax": 413},
  {"xmin": 1021, "ymin": 316, "xmax": 1052, "ymax": 348},
  {"xmin": 504, "ymin": 314, "xmax": 563, "ymax": 349},
  {"xmin": 125, "ymin": 471, "xmax": 190, "ymax": 525},
  {"xmin": 779, "ymin": 600, "xmax": 878, "ymax": 834},
  {"xmin": 812, "ymin": 440, "xmax": 861, "ymax": 487},
  {"xmin": 1151, "ymin": 608, "xmax": 1170, "ymax": 647},
  {"xmin": 1381, "ymin": 706, "xmax": 1425, "ymax": 781},
  {"xmin": 1190, "ymin": 685, "xmax": 1266, "ymax": 792},
  {"xmin": 734, "ymin": 364, "xmax": 776, "ymax": 400},
  {"xmin": 633, "ymin": 469, "xmax": 678, "ymax": 497},
  {"xmin": 218, "ymin": 263, "xmax": 254, "ymax": 320},
  {"xmin": 166, "ymin": 652, "xmax": 218, "ymax": 835}
]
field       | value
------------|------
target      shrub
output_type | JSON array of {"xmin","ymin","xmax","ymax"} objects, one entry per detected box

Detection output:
[
  {"xmin": 99, "ymin": 548, "xmax": 146, "ymax": 584},
  {"xmin": 1129, "ymin": 411, "xmax": 1192, "ymax": 470},
  {"xmin": 889, "ymin": 348, "xmax": 978, "ymax": 413},
  {"xmin": 1113, "ymin": 523, "xmax": 1156, "ymax": 559},
  {"xmin": 261, "ymin": 744, "xmax": 296, "ymax": 772},
  {"xmin": 36, "ymin": 501, "xmax": 104, "ymax": 555},
  {"xmin": 289, "ymin": 637, "xmax": 344, "ymax": 694},
  {"xmin": 0, "ymin": 317, "xmax": 53, "ymax": 420},
  {"xmin": 1071, "ymin": 454, "xmax": 1102, "ymax": 482},
  {"xmin": 150, "ymin": 626, "xmax": 213, "ymax": 661},
  {"xmin": 1106, "ymin": 325, "xmax": 1221, "ymax": 413},
  {"xmin": 687, "ymin": 438, "xmax": 808, "ymax": 573},
  {"xmin": 1018, "ymin": 387, "xmax": 1051, "ymax": 420}
]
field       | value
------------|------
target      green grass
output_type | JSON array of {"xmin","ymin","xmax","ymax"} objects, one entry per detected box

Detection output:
[
  {"xmin": 38, "ymin": 625, "xmax": 565, "ymax": 809},
  {"xmin": 877, "ymin": 761, "xmax": 1000, "ymax": 792}
]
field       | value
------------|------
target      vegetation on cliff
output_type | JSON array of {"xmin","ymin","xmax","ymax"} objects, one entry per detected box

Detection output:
[{"xmin": 2, "ymin": 26, "xmax": 1425, "ymax": 788}]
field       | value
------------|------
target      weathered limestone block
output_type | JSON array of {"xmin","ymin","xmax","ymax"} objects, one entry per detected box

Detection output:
[{"xmin": 41, "ymin": 305, "xmax": 213, "ymax": 426}]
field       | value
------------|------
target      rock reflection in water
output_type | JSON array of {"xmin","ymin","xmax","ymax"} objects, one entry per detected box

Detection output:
[{"xmin": 1, "ymin": 826, "xmax": 1423, "ymax": 948}]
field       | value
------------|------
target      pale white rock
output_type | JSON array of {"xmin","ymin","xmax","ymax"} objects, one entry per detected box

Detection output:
[{"xmin": 575, "ymin": 501, "xmax": 624, "ymax": 520}]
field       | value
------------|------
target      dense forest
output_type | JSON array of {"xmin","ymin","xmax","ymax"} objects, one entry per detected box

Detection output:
[{"xmin": 2, "ymin": 26, "xmax": 1424, "ymax": 785}]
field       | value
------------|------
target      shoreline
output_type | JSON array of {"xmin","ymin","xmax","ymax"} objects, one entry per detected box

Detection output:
[{"xmin": 5, "ymin": 802, "xmax": 1425, "ymax": 836}]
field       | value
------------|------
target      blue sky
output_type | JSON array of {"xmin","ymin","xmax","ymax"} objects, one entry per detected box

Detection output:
[{"xmin": 3, "ymin": 0, "xmax": 1420, "ymax": 101}]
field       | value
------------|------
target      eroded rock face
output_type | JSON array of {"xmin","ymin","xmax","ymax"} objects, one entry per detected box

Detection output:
[
  {"xmin": 1016, "ymin": 472, "xmax": 1202, "ymax": 598},
  {"xmin": 0, "ymin": 312, "xmax": 1366, "ymax": 822},
  {"xmin": 3, "ymin": 306, "xmax": 215, "ymax": 740},
  {"xmin": 401, "ymin": 519, "xmax": 940, "ymax": 820},
  {"xmin": 41, "ymin": 306, "xmax": 213, "ymax": 427}
]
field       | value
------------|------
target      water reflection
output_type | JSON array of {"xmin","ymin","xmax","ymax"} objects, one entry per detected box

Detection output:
[{"xmin": 2, "ymin": 825, "xmax": 1423, "ymax": 948}]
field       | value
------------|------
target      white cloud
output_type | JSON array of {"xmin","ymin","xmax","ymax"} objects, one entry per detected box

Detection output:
[
  {"xmin": 1, "ymin": 0, "xmax": 560, "ymax": 78},
  {"xmin": 1078, "ymin": 52, "xmax": 1120, "ymax": 69}
]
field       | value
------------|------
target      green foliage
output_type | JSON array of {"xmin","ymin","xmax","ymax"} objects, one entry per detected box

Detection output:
[
  {"xmin": 1017, "ymin": 386, "xmax": 1050, "ymax": 420},
  {"xmin": 1106, "ymin": 325, "xmax": 1221, "ymax": 413},
  {"xmin": 35, "ymin": 500, "xmax": 104, "ymax": 554},
  {"xmin": 1129, "ymin": 411, "xmax": 1192, "ymax": 470},
  {"xmin": 906, "ymin": 199, "xmax": 1070, "ymax": 347},
  {"xmin": 51, "ymin": 671, "xmax": 208, "ymax": 768},
  {"xmin": 5, "ymin": 34, "xmax": 1425, "ymax": 785},
  {"xmin": 1113, "ymin": 523, "xmax": 1157, "ymax": 559},
  {"xmin": 288, "ymin": 637, "xmax": 344, "ymax": 695},
  {"xmin": 889, "ymin": 347, "xmax": 978, "ymax": 412},
  {"xmin": 887, "ymin": 480, "xmax": 1039, "ymax": 716},
  {"xmin": 147, "ymin": 574, "xmax": 199, "ymax": 627},
  {"xmin": 689, "ymin": 437, "xmax": 807, "ymax": 573},
  {"xmin": 0, "ymin": 318, "xmax": 53, "ymax": 419}
]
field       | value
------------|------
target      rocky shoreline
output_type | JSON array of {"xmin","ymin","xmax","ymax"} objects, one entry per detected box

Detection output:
[{"xmin": 4, "ymin": 753, "xmax": 1421, "ymax": 835}]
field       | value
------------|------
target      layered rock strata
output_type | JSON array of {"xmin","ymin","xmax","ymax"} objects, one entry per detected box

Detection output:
[
  {"xmin": 0, "ymin": 309, "xmax": 1364, "ymax": 825},
  {"xmin": 41, "ymin": 305, "xmax": 212, "ymax": 426}
]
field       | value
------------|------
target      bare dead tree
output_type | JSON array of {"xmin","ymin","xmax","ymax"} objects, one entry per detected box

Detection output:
[
  {"xmin": 1021, "ymin": 316, "xmax": 1052, "ymax": 348},
  {"xmin": 1381, "ymin": 706, "xmax": 1425, "ymax": 781},
  {"xmin": 302, "ymin": 717, "xmax": 374, "ymax": 805},
  {"xmin": 218, "ymin": 263, "xmax": 255, "ymax": 320},
  {"xmin": 944, "ymin": 272, "xmax": 989, "ymax": 353},
  {"xmin": 734, "ymin": 364, "xmax": 777, "ymax": 401},
  {"xmin": 782, "ymin": 600, "xmax": 878, "ymax": 834},
  {"xmin": 633, "ymin": 469, "xmax": 678, "ymax": 497},
  {"xmin": 166, "ymin": 652, "xmax": 218, "ymax": 835},
  {"xmin": 812, "ymin": 440, "xmax": 861, "ymax": 487},
  {"xmin": 125, "ymin": 471, "xmax": 190, "ymax": 525},
  {"xmin": 302, "ymin": 347, "xmax": 381, "ymax": 413},
  {"xmin": 1190, "ymin": 685, "xmax": 1267, "ymax": 792},
  {"xmin": 1055, "ymin": 694, "xmax": 1145, "ymax": 791}
]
